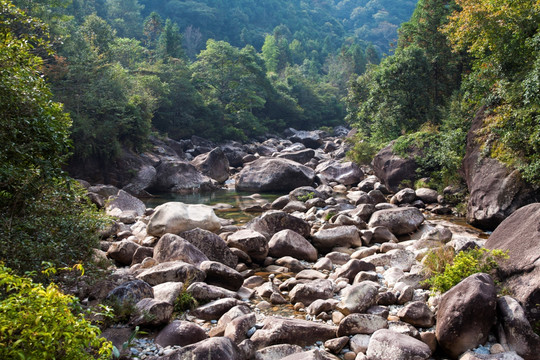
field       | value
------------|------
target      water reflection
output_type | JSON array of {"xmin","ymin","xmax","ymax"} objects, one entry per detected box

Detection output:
[{"xmin": 144, "ymin": 189, "xmax": 284, "ymax": 225}]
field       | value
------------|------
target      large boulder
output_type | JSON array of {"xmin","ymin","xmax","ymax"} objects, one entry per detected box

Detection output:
[
  {"xmin": 288, "ymin": 130, "xmax": 324, "ymax": 149},
  {"xmin": 276, "ymin": 149, "xmax": 316, "ymax": 164},
  {"xmin": 153, "ymin": 233, "xmax": 209, "ymax": 266},
  {"xmin": 315, "ymin": 160, "xmax": 364, "ymax": 186},
  {"xmin": 485, "ymin": 203, "xmax": 540, "ymax": 324},
  {"xmin": 155, "ymin": 320, "xmax": 208, "ymax": 347},
  {"xmin": 250, "ymin": 317, "xmax": 337, "ymax": 349},
  {"xmin": 105, "ymin": 280, "xmax": 153, "ymax": 305},
  {"xmin": 366, "ymin": 329, "xmax": 432, "ymax": 360},
  {"xmin": 497, "ymin": 296, "xmax": 540, "ymax": 360},
  {"xmin": 289, "ymin": 279, "xmax": 334, "ymax": 306},
  {"xmin": 147, "ymin": 202, "xmax": 221, "ymax": 237},
  {"xmin": 246, "ymin": 211, "xmax": 311, "ymax": 239},
  {"xmin": 311, "ymin": 226, "xmax": 363, "ymax": 252},
  {"xmin": 157, "ymin": 337, "xmax": 243, "ymax": 360},
  {"xmin": 462, "ymin": 110, "xmax": 539, "ymax": 230},
  {"xmin": 368, "ymin": 207, "xmax": 424, "ymax": 236},
  {"xmin": 337, "ymin": 313, "xmax": 388, "ymax": 336},
  {"xmin": 191, "ymin": 147, "xmax": 230, "ymax": 183},
  {"xmin": 180, "ymin": 228, "xmax": 238, "ymax": 268},
  {"xmin": 226, "ymin": 229, "xmax": 268, "ymax": 263},
  {"xmin": 151, "ymin": 159, "xmax": 216, "ymax": 193},
  {"xmin": 137, "ymin": 261, "xmax": 206, "ymax": 286},
  {"xmin": 268, "ymin": 230, "xmax": 317, "ymax": 262},
  {"xmin": 235, "ymin": 157, "xmax": 315, "ymax": 192},
  {"xmin": 372, "ymin": 142, "xmax": 418, "ymax": 193},
  {"xmin": 199, "ymin": 261, "xmax": 244, "ymax": 291},
  {"xmin": 131, "ymin": 298, "xmax": 173, "ymax": 327},
  {"xmin": 436, "ymin": 273, "xmax": 497, "ymax": 359},
  {"xmin": 106, "ymin": 190, "xmax": 146, "ymax": 218}
]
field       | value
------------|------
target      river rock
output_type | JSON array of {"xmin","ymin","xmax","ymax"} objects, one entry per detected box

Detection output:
[
  {"xmin": 276, "ymin": 148, "xmax": 316, "ymax": 164},
  {"xmin": 155, "ymin": 320, "xmax": 208, "ymax": 347},
  {"xmin": 106, "ymin": 190, "xmax": 146, "ymax": 218},
  {"xmin": 368, "ymin": 207, "xmax": 424, "ymax": 236},
  {"xmin": 191, "ymin": 147, "xmax": 230, "ymax": 183},
  {"xmin": 158, "ymin": 336, "xmax": 242, "ymax": 360},
  {"xmin": 485, "ymin": 203, "xmax": 540, "ymax": 324},
  {"xmin": 390, "ymin": 188, "xmax": 416, "ymax": 205},
  {"xmin": 436, "ymin": 273, "xmax": 497, "ymax": 359},
  {"xmin": 187, "ymin": 282, "xmax": 238, "ymax": 302},
  {"xmin": 246, "ymin": 210, "xmax": 311, "ymax": 239},
  {"xmin": 282, "ymin": 349, "xmax": 340, "ymax": 360},
  {"xmin": 151, "ymin": 159, "xmax": 216, "ymax": 193},
  {"xmin": 366, "ymin": 329, "xmax": 432, "ymax": 360},
  {"xmin": 146, "ymin": 202, "xmax": 221, "ymax": 237},
  {"xmin": 255, "ymin": 344, "xmax": 303, "ymax": 360},
  {"xmin": 153, "ymin": 233, "xmax": 209, "ymax": 266},
  {"xmin": 288, "ymin": 130, "xmax": 324, "ymax": 149},
  {"xmin": 224, "ymin": 313, "xmax": 256, "ymax": 343},
  {"xmin": 331, "ymin": 259, "xmax": 375, "ymax": 282},
  {"xmin": 199, "ymin": 260, "xmax": 244, "ymax": 291},
  {"xmin": 191, "ymin": 297, "xmax": 243, "ymax": 321},
  {"xmin": 289, "ymin": 279, "xmax": 334, "ymax": 306},
  {"xmin": 131, "ymin": 298, "xmax": 173, "ymax": 326},
  {"xmin": 397, "ymin": 301, "xmax": 435, "ymax": 328},
  {"xmin": 336, "ymin": 282, "xmax": 378, "ymax": 315},
  {"xmin": 152, "ymin": 282, "xmax": 184, "ymax": 304},
  {"xmin": 105, "ymin": 279, "xmax": 154, "ymax": 305},
  {"xmin": 236, "ymin": 157, "xmax": 316, "ymax": 192},
  {"xmin": 136, "ymin": 261, "xmax": 205, "ymax": 286},
  {"xmin": 372, "ymin": 142, "xmax": 418, "ymax": 193},
  {"xmin": 311, "ymin": 225, "xmax": 362, "ymax": 252},
  {"xmin": 227, "ymin": 229, "xmax": 268, "ymax": 262},
  {"xmin": 180, "ymin": 228, "xmax": 238, "ymax": 268},
  {"xmin": 250, "ymin": 317, "xmax": 337, "ymax": 349},
  {"xmin": 268, "ymin": 229, "xmax": 317, "ymax": 262},
  {"xmin": 497, "ymin": 296, "xmax": 540, "ymax": 360},
  {"xmin": 337, "ymin": 313, "xmax": 388, "ymax": 336},
  {"xmin": 415, "ymin": 188, "xmax": 439, "ymax": 204},
  {"xmin": 106, "ymin": 239, "xmax": 140, "ymax": 266},
  {"xmin": 315, "ymin": 160, "xmax": 364, "ymax": 186},
  {"xmin": 462, "ymin": 110, "xmax": 538, "ymax": 230}
]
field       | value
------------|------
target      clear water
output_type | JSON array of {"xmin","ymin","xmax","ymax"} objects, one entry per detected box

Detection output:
[{"xmin": 143, "ymin": 189, "xmax": 284, "ymax": 225}]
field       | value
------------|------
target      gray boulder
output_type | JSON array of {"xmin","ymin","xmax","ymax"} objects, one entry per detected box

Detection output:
[
  {"xmin": 485, "ymin": 203, "xmax": 540, "ymax": 324},
  {"xmin": 311, "ymin": 225, "xmax": 362, "ymax": 252},
  {"xmin": 106, "ymin": 190, "xmax": 146, "ymax": 218},
  {"xmin": 137, "ymin": 261, "xmax": 206, "ymax": 286},
  {"xmin": 236, "ymin": 157, "xmax": 315, "ymax": 192},
  {"xmin": 155, "ymin": 320, "xmax": 208, "ymax": 347},
  {"xmin": 368, "ymin": 207, "xmax": 424, "ymax": 236},
  {"xmin": 153, "ymin": 233, "xmax": 209, "ymax": 266},
  {"xmin": 191, "ymin": 147, "xmax": 230, "ymax": 183},
  {"xmin": 151, "ymin": 159, "xmax": 216, "ymax": 193},
  {"xmin": 366, "ymin": 329, "xmax": 432, "ymax": 360},
  {"xmin": 180, "ymin": 228, "xmax": 238, "ymax": 268},
  {"xmin": 250, "ymin": 317, "xmax": 337, "ymax": 349},
  {"xmin": 276, "ymin": 148, "xmax": 316, "ymax": 164},
  {"xmin": 337, "ymin": 313, "xmax": 388, "ymax": 336},
  {"xmin": 147, "ymin": 202, "xmax": 221, "ymax": 237},
  {"xmin": 131, "ymin": 298, "xmax": 173, "ymax": 327},
  {"xmin": 372, "ymin": 142, "xmax": 418, "ymax": 193},
  {"xmin": 157, "ymin": 337, "xmax": 242, "ymax": 360},
  {"xmin": 227, "ymin": 229, "xmax": 268, "ymax": 263},
  {"xmin": 268, "ymin": 230, "xmax": 317, "ymax": 262},
  {"xmin": 315, "ymin": 160, "xmax": 364, "ymax": 186},
  {"xmin": 436, "ymin": 273, "xmax": 497, "ymax": 359},
  {"xmin": 289, "ymin": 279, "xmax": 334, "ymax": 306},
  {"xmin": 199, "ymin": 261, "xmax": 244, "ymax": 291},
  {"xmin": 246, "ymin": 210, "xmax": 311, "ymax": 239}
]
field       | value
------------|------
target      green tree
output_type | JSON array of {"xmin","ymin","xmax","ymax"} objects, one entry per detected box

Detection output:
[
  {"xmin": 158, "ymin": 19, "xmax": 184, "ymax": 59},
  {"xmin": 0, "ymin": 0, "xmax": 109, "ymax": 274}
]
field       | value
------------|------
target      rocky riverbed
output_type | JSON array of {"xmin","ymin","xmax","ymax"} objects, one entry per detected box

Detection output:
[{"xmin": 75, "ymin": 128, "xmax": 540, "ymax": 360}]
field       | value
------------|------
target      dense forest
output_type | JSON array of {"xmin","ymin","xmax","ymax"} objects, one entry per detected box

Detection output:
[
  {"xmin": 5, "ymin": 0, "xmax": 417, "ymax": 166},
  {"xmin": 347, "ymin": 0, "xmax": 540, "ymax": 188}
]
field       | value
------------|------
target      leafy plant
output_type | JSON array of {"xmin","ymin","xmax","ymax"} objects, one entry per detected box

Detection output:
[
  {"xmin": 423, "ymin": 248, "xmax": 509, "ymax": 293},
  {"xmin": 297, "ymin": 192, "xmax": 315, "ymax": 202},
  {"xmin": 174, "ymin": 286, "xmax": 198, "ymax": 315},
  {"xmin": 0, "ymin": 265, "xmax": 113, "ymax": 360}
]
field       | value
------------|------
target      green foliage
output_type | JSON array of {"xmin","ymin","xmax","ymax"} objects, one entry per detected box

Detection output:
[
  {"xmin": 173, "ymin": 282, "xmax": 198, "ymax": 314},
  {"xmin": 101, "ymin": 296, "xmax": 139, "ymax": 325},
  {"xmin": 297, "ymin": 192, "xmax": 315, "ymax": 202},
  {"xmin": 346, "ymin": 132, "xmax": 381, "ymax": 165},
  {"xmin": 0, "ymin": 1, "xmax": 111, "ymax": 275},
  {"xmin": 424, "ymin": 248, "xmax": 509, "ymax": 293},
  {"xmin": 0, "ymin": 265, "xmax": 113, "ymax": 360}
]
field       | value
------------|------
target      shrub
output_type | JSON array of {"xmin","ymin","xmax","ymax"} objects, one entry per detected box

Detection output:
[
  {"xmin": 173, "ymin": 283, "xmax": 198, "ymax": 314},
  {"xmin": 0, "ymin": 265, "xmax": 113, "ymax": 360},
  {"xmin": 423, "ymin": 248, "xmax": 508, "ymax": 293}
]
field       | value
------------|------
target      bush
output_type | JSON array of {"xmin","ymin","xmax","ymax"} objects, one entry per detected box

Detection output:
[
  {"xmin": 0, "ymin": 265, "xmax": 113, "ymax": 360},
  {"xmin": 0, "ymin": 182, "xmax": 111, "ymax": 276},
  {"xmin": 423, "ymin": 248, "xmax": 508, "ymax": 293}
]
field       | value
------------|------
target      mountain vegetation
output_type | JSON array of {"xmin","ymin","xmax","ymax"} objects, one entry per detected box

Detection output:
[{"xmin": 346, "ymin": 0, "xmax": 540, "ymax": 187}]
